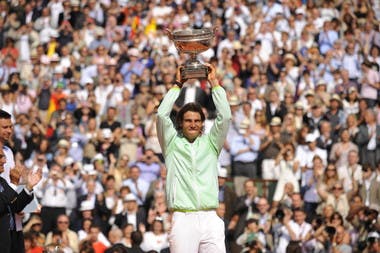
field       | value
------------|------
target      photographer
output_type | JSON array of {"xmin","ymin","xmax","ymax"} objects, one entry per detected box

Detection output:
[
  {"xmin": 275, "ymin": 208, "xmax": 312, "ymax": 253},
  {"xmin": 38, "ymin": 163, "xmax": 75, "ymax": 234},
  {"xmin": 135, "ymin": 149, "xmax": 161, "ymax": 186},
  {"xmin": 363, "ymin": 232, "xmax": 380, "ymax": 253},
  {"xmin": 236, "ymin": 218, "xmax": 266, "ymax": 251}
]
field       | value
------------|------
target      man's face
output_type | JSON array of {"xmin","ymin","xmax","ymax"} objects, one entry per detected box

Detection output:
[
  {"xmin": 0, "ymin": 149, "xmax": 6, "ymax": 173},
  {"xmin": 245, "ymin": 181, "xmax": 256, "ymax": 196},
  {"xmin": 181, "ymin": 111, "xmax": 203, "ymax": 142},
  {"xmin": 0, "ymin": 118, "xmax": 12, "ymax": 143},
  {"xmin": 257, "ymin": 199, "xmax": 269, "ymax": 214},
  {"xmin": 57, "ymin": 216, "xmax": 69, "ymax": 232},
  {"xmin": 89, "ymin": 227, "xmax": 99, "ymax": 242},
  {"xmin": 293, "ymin": 210, "xmax": 306, "ymax": 225}
]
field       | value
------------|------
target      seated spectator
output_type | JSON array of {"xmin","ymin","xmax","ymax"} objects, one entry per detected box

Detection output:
[
  {"xmin": 140, "ymin": 218, "xmax": 169, "ymax": 252},
  {"xmin": 330, "ymin": 128, "xmax": 359, "ymax": 168},
  {"xmin": 318, "ymin": 181, "xmax": 353, "ymax": 219},
  {"xmin": 120, "ymin": 223, "xmax": 134, "ymax": 248},
  {"xmin": 45, "ymin": 214, "xmax": 79, "ymax": 253}
]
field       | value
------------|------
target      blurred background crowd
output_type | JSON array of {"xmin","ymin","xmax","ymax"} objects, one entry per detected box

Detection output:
[{"xmin": 0, "ymin": 0, "xmax": 380, "ymax": 252}]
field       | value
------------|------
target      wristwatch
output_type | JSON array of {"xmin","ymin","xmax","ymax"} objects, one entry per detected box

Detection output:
[{"xmin": 174, "ymin": 80, "xmax": 183, "ymax": 88}]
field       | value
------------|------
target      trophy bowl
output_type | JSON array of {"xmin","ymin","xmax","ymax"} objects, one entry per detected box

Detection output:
[{"xmin": 167, "ymin": 28, "xmax": 215, "ymax": 80}]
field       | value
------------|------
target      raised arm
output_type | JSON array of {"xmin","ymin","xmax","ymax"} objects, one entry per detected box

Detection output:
[
  {"xmin": 204, "ymin": 63, "xmax": 232, "ymax": 153},
  {"xmin": 156, "ymin": 67, "xmax": 183, "ymax": 156}
]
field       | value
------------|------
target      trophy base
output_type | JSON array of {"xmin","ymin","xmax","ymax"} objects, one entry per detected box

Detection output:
[{"xmin": 181, "ymin": 62, "xmax": 209, "ymax": 80}]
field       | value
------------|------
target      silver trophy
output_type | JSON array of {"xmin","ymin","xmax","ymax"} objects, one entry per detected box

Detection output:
[{"xmin": 166, "ymin": 28, "xmax": 215, "ymax": 80}]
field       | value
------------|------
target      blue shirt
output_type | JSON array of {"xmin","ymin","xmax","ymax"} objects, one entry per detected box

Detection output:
[{"xmin": 230, "ymin": 134, "xmax": 260, "ymax": 162}]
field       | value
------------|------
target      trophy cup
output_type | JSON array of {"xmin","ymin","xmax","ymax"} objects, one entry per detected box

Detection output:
[{"xmin": 166, "ymin": 28, "xmax": 215, "ymax": 80}]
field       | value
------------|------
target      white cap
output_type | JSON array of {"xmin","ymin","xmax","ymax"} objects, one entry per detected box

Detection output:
[
  {"xmin": 80, "ymin": 200, "xmax": 94, "ymax": 211},
  {"xmin": 54, "ymin": 66, "xmax": 64, "ymax": 74},
  {"xmin": 50, "ymin": 53, "xmax": 61, "ymax": 62},
  {"xmin": 50, "ymin": 29, "xmax": 59, "ymax": 38},
  {"xmin": 305, "ymin": 133, "xmax": 318, "ymax": 143},
  {"xmin": 124, "ymin": 193, "xmax": 137, "ymax": 202},
  {"xmin": 102, "ymin": 128, "xmax": 112, "ymax": 139},
  {"xmin": 82, "ymin": 164, "xmax": 97, "ymax": 175},
  {"xmin": 92, "ymin": 153, "xmax": 104, "ymax": 162},
  {"xmin": 295, "ymin": 8, "xmax": 305, "ymax": 15},
  {"xmin": 63, "ymin": 157, "xmax": 74, "ymax": 167},
  {"xmin": 218, "ymin": 167, "xmax": 228, "ymax": 178},
  {"xmin": 128, "ymin": 48, "xmax": 140, "ymax": 57},
  {"xmin": 58, "ymin": 139, "xmax": 70, "ymax": 148},
  {"xmin": 125, "ymin": 123, "xmax": 134, "ymax": 130},
  {"xmin": 83, "ymin": 77, "xmax": 94, "ymax": 85},
  {"xmin": 239, "ymin": 118, "xmax": 250, "ymax": 129}
]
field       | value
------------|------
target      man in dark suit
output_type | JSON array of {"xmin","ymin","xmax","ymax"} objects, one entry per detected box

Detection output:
[
  {"xmin": 265, "ymin": 88, "xmax": 287, "ymax": 123},
  {"xmin": 114, "ymin": 193, "xmax": 147, "ymax": 231},
  {"xmin": 355, "ymin": 109, "xmax": 380, "ymax": 168},
  {"xmin": 0, "ymin": 147, "xmax": 42, "ymax": 253},
  {"xmin": 218, "ymin": 167, "xmax": 237, "ymax": 222},
  {"xmin": 75, "ymin": 179, "xmax": 111, "ymax": 234},
  {"xmin": 174, "ymin": 78, "xmax": 212, "ymax": 113}
]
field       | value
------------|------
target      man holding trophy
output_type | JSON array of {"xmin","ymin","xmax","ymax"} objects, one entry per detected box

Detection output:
[{"xmin": 156, "ymin": 27, "xmax": 231, "ymax": 253}]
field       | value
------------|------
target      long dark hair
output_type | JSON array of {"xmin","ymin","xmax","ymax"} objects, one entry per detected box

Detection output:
[{"xmin": 175, "ymin": 103, "xmax": 205, "ymax": 131}]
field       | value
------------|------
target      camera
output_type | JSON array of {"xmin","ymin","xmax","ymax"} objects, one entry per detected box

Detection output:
[
  {"xmin": 324, "ymin": 226, "xmax": 336, "ymax": 237},
  {"xmin": 275, "ymin": 209, "xmax": 285, "ymax": 221}
]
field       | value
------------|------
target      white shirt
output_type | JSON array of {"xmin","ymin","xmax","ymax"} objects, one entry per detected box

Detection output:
[
  {"xmin": 141, "ymin": 232, "xmax": 169, "ymax": 252},
  {"xmin": 337, "ymin": 164, "xmax": 362, "ymax": 192},
  {"xmin": 0, "ymin": 145, "xmax": 15, "ymax": 183},
  {"xmin": 277, "ymin": 221, "xmax": 312, "ymax": 253},
  {"xmin": 39, "ymin": 178, "xmax": 72, "ymax": 208},
  {"xmin": 296, "ymin": 146, "xmax": 327, "ymax": 168}
]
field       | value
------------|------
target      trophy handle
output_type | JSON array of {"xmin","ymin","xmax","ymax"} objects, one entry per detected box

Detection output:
[
  {"xmin": 165, "ymin": 29, "xmax": 173, "ymax": 40},
  {"xmin": 213, "ymin": 27, "xmax": 218, "ymax": 35}
]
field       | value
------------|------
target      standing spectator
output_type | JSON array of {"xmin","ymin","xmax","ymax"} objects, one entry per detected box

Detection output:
[
  {"xmin": 276, "ymin": 208, "xmax": 312, "ymax": 253},
  {"xmin": 230, "ymin": 119, "xmax": 260, "ymax": 190},
  {"xmin": 360, "ymin": 61, "xmax": 380, "ymax": 108},
  {"xmin": 114, "ymin": 193, "xmax": 146, "ymax": 232},
  {"xmin": 135, "ymin": 149, "xmax": 161, "ymax": 185},
  {"xmin": 122, "ymin": 165, "xmax": 150, "ymax": 206},
  {"xmin": 330, "ymin": 128, "xmax": 359, "ymax": 168},
  {"xmin": 120, "ymin": 48, "xmax": 145, "ymax": 84},
  {"xmin": 355, "ymin": 109, "xmax": 380, "ymax": 168},
  {"xmin": 218, "ymin": 167, "xmax": 237, "ymax": 222},
  {"xmin": 265, "ymin": 89, "xmax": 288, "ymax": 122},
  {"xmin": 296, "ymin": 133, "xmax": 327, "ymax": 170},
  {"xmin": 236, "ymin": 218, "xmax": 266, "ymax": 251},
  {"xmin": 260, "ymin": 117, "xmax": 284, "ymax": 180},
  {"xmin": 337, "ymin": 150, "xmax": 363, "ymax": 193},
  {"xmin": 324, "ymin": 94, "xmax": 345, "ymax": 138},
  {"xmin": 228, "ymin": 179, "xmax": 259, "ymax": 253},
  {"xmin": 359, "ymin": 164, "xmax": 380, "ymax": 211},
  {"xmin": 273, "ymin": 144, "xmax": 301, "ymax": 203},
  {"xmin": 38, "ymin": 163, "xmax": 73, "ymax": 234},
  {"xmin": 316, "ymin": 121, "xmax": 335, "ymax": 159}
]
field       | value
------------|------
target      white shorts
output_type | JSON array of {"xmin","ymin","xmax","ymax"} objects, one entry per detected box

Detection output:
[{"xmin": 169, "ymin": 210, "xmax": 226, "ymax": 253}]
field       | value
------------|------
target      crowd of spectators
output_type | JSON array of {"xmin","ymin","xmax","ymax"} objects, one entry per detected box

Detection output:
[{"xmin": 0, "ymin": 0, "xmax": 380, "ymax": 252}]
